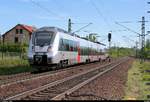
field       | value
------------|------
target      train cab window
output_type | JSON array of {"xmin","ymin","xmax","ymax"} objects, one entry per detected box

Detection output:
[{"xmin": 35, "ymin": 31, "xmax": 55, "ymax": 46}]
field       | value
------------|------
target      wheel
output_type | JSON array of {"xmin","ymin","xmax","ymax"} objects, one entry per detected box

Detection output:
[
  {"xmin": 99, "ymin": 58, "xmax": 101, "ymax": 62},
  {"xmin": 88, "ymin": 59, "xmax": 91, "ymax": 63},
  {"xmin": 65, "ymin": 60, "xmax": 69, "ymax": 68},
  {"xmin": 108, "ymin": 58, "xmax": 111, "ymax": 62},
  {"xmin": 86, "ymin": 59, "xmax": 89, "ymax": 63}
]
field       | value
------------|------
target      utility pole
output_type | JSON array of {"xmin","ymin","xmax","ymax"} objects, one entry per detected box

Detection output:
[
  {"xmin": 116, "ymin": 17, "xmax": 149, "ymax": 62},
  {"xmin": 139, "ymin": 16, "xmax": 147, "ymax": 63},
  {"xmin": 135, "ymin": 41, "xmax": 138, "ymax": 58},
  {"xmin": 68, "ymin": 18, "xmax": 72, "ymax": 33}
]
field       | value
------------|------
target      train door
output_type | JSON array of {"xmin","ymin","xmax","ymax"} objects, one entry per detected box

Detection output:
[
  {"xmin": 77, "ymin": 42, "xmax": 80, "ymax": 63},
  {"xmin": 87, "ymin": 41, "xmax": 90, "ymax": 61}
]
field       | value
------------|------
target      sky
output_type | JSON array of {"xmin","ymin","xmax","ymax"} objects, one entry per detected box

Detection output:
[{"xmin": 0, "ymin": 0, "xmax": 149, "ymax": 48}]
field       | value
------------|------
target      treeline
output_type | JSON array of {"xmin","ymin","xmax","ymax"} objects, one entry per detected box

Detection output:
[
  {"xmin": 109, "ymin": 39, "xmax": 150, "ymax": 59},
  {"xmin": 0, "ymin": 43, "xmax": 28, "ymax": 53},
  {"xmin": 109, "ymin": 47, "xmax": 135, "ymax": 58},
  {"xmin": 143, "ymin": 39, "xmax": 150, "ymax": 59}
]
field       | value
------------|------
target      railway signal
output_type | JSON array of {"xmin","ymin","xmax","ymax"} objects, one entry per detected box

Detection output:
[
  {"xmin": 108, "ymin": 32, "xmax": 112, "ymax": 55},
  {"xmin": 108, "ymin": 32, "xmax": 111, "ymax": 42}
]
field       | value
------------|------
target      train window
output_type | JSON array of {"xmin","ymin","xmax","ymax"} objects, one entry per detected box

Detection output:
[
  {"xmin": 59, "ymin": 39, "xmax": 64, "ymax": 51},
  {"xmin": 72, "ymin": 41, "xmax": 74, "ymax": 51},
  {"xmin": 67, "ymin": 44, "xmax": 70, "ymax": 51},
  {"xmin": 69, "ymin": 41, "xmax": 73, "ymax": 51},
  {"xmin": 64, "ymin": 39, "xmax": 69, "ymax": 51},
  {"xmin": 60, "ymin": 39, "xmax": 63, "ymax": 44},
  {"xmin": 73, "ymin": 41, "xmax": 76, "ymax": 51},
  {"xmin": 80, "ymin": 46, "xmax": 88, "ymax": 55},
  {"xmin": 72, "ymin": 41, "xmax": 77, "ymax": 52},
  {"xmin": 83, "ymin": 47, "xmax": 85, "ymax": 55},
  {"xmin": 85, "ymin": 47, "xmax": 89, "ymax": 55},
  {"xmin": 59, "ymin": 38, "xmax": 78, "ymax": 52}
]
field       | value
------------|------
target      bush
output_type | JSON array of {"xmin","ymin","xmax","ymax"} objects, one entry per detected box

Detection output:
[
  {"xmin": 0, "ymin": 43, "xmax": 28, "ymax": 53},
  {"xmin": 0, "ymin": 58, "xmax": 31, "ymax": 75}
]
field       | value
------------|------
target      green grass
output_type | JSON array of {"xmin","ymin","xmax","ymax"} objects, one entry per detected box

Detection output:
[
  {"xmin": 0, "ymin": 66, "xmax": 32, "ymax": 75},
  {"xmin": 123, "ymin": 60, "xmax": 150, "ymax": 100},
  {"xmin": 0, "ymin": 58, "xmax": 32, "ymax": 75},
  {"xmin": 0, "ymin": 58, "xmax": 29, "ymax": 67}
]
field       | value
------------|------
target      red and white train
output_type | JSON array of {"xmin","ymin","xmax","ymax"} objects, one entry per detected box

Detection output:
[{"xmin": 28, "ymin": 27, "xmax": 109, "ymax": 70}]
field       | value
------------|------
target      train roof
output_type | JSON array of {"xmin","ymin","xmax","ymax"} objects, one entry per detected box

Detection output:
[{"xmin": 37, "ymin": 26, "xmax": 106, "ymax": 46}]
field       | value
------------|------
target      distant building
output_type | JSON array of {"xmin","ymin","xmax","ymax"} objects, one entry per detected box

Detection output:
[
  {"xmin": 0, "ymin": 34, "xmax": 2, "ymax": 44},
  {"xmin": 2, "ymin": 24, "xmax": 36, "ymax": 44}
]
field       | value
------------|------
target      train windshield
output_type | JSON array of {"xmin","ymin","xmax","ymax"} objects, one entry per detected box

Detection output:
[{"xmin": 34, "ymin": 31, "xmax": 55, "ymax": 46}]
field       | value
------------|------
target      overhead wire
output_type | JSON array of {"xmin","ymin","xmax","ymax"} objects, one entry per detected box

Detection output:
[
  {"xmin": 90, "ymin": 0, "xmax": 112, "ymax": 30},
  {"xmin": 34, "ymin": 0, "xmax": 93, "ymax": 33},
  {"xmin": 96, "ymin": 0, "xmax": 137, "ymax": 40},
  {"xmin": 89, "ymin": 0, "xmax": 126, "ymax": 45},
  {"xmin": 51, "ymin": 0, "xmax": 65, "ymax": 10},
  {"xmin": 29, "ymin": 0, "xmax": 65, "ymax": 20},
  {"xmin": 50, "ymin": 0, "xmax": 92, "ymax": 25}
]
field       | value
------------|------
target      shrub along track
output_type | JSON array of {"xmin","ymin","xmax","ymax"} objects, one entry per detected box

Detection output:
[{"xmin": 4, "ymin": 57, "xmax": 129, "ymax": 100}]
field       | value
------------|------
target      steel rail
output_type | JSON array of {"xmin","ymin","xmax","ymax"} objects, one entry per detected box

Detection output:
[
  {"xmin": 0, "ymin": 61, "xmax": 111, "ymax": 88},
  {"xmin": 5, "ymin": 57, "xmax": 127, "ymax": 100},
  {"xmin": 52, "ymin": 58, "xmax": 128, "ymax": 100}
]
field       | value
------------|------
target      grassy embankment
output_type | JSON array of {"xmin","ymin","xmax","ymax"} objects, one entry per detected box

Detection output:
[
  {"xmin": 124, "ymin": 59, "xmax": 150, "ymax": 100},
  {"xmin": 0, "ymin": 56, "xmax": 31, "ymax": 75}
]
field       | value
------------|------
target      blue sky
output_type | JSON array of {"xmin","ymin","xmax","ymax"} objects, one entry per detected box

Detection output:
[{"xmin": 0, "ymin": 0, "xmax": 149, "ymax": 48}]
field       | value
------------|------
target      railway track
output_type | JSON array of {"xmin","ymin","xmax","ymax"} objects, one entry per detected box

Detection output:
[
  {"xmin": 0, "ymin": 59, "xmax": 114, "ymax": 88},
  {"xmin": 5, "ymin": 57, "xmax": 129, "ymax": 100}
]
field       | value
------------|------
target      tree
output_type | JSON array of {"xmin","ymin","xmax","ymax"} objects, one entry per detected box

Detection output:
[
  {"xmin": 145, "ymin": 39, "xmax": 150, "ymax": 49},
  {"xmin": 144, "ymin": 39, "xmax": 150, "ymax": 58}
]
